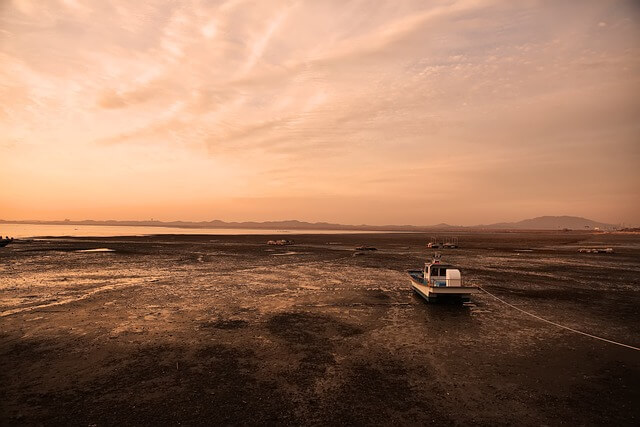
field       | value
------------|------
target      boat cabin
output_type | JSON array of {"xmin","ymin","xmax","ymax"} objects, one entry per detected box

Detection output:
[{"xmin": 424, "ymin": 261, "xmax": 462, "ymax": 287}]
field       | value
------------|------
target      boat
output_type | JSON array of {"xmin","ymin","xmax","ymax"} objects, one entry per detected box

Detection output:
[
  {"xmin": 428, "ymin": 236, "xmax": 458, "ymax": 249},
  {"xmin": 408, "ymin": 253, "xmax": 478, "ymax": 302},
  {"xmin": 267, "ymin": 239, "xmax": 294, "ymax": 246},
  {"xmin": 0, "ymin": 237, "xmax": 14, "ymax": 248},
  {"xmin": 578, "ymin": 247, "xmax": 614, "ymax": 253}
]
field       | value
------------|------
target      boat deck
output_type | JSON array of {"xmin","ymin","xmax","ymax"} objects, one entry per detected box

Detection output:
[{"xmin": 408, "ymin": 270, "xmax": 478, "ymax": 302}]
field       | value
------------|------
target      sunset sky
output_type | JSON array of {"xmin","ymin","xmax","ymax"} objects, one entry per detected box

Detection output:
[{"xmin": 1, "ymin": 0, "xmax": 639, "ymax": 225}]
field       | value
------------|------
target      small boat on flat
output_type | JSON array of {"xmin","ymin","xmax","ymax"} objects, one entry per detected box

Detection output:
[{"xmin": 408, "ymin": 253, "xmax": 478, "ymax": 302}]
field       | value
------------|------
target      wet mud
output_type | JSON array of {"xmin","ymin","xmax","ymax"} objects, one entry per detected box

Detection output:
[{"xmin": 1, "ymin": 231, "xmax": 639, "ymax": 425}]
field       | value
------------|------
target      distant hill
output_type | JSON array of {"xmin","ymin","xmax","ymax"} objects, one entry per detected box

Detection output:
[
  {"xmin": 0, "ymin": 215, "xmax": 616, "ymax": 231},
  {"xmin": 476, "ymin": 216, "xmax": 615, "ymax": 230},
  {"xmin": 0, "ymin": 218, "xmax": 459, "ymax": 232}
]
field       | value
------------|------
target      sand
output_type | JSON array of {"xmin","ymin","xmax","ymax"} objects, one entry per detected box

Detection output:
[{"xmin": 1, "ymin": 231, "xmax": 639, "ymax": 425}]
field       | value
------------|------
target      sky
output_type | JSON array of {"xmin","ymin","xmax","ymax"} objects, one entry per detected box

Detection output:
[{"xmin": 1, "ymin": 0, "xmax": 639, "ymax": 226}]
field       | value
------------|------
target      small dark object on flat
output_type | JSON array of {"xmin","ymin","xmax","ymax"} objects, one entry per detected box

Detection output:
[
  {"xmin": 355, "ymin": 246, "xmax": 377, "ymax": 251},
  {"xmin": 267, "ymin": 239, "xmax": 294, "ymax": 246},
  {"xmin": 0, "ymin": 237, "xmax": 14, "ymax": 248}
]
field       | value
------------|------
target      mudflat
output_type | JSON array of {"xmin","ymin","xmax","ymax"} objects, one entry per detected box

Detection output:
[{"xmin": 1, "ymin": 231, "xmax": 639, "ymax": 425}]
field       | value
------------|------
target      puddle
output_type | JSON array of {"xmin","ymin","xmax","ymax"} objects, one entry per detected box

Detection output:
[{"xmin": 272, "ymin": 252, "xmax": 298, "ymax": 256}]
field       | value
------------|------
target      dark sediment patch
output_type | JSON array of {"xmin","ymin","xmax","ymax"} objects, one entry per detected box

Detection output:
[
  {"xmin": 368, "ymin": 289, "xmax": 391, "ymax": 301},
  {"xmin": 267, "ymin": 311, "xmax": 363, "ymax": 346},
  {"xmin": 267, "ymin": 312, "xmax": 363, "ymax": 387},
  {"xmin": 1, "ymin": 335, "xmax": 294, "ymax": 425},
  {"xmin": 319, "ymin": 362, "xmax": 451, "ymax": 425},
  {"xmin": 199, "ymin": 319, "xmax": 249, "ymax": 330}
]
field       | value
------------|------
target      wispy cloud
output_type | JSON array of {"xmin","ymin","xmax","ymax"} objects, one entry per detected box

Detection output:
[{"xmin": 238, "ymin": 3, "xmax": 295, "ymax": 76}]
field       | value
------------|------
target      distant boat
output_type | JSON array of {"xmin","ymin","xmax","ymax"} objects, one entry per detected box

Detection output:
[
  {"xmin": 408, "ymin": 253, "xmax": 478, "ymax": 303},
  {"xmin": 427, "ymin": 236, "xmax": 459, "ymax": 249},
  {"xmin": 0, "ymin": 237, "xmax": 14, "ymax": 248},
  {"xmin": 578, "ymin": 247, "xmax": 614, "ymax": 253},
  {"xmin": 267, "ymin": 239, "xmax": 294, "ymax": 246}
]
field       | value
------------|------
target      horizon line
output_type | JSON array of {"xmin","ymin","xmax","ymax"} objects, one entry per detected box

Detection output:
[{"xmin": 0, "ymin": 215, "xmax": 621, "ymax": 230}]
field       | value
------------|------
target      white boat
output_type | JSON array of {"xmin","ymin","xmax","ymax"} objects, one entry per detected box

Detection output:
[
  {"xmin": 408, "ymin": 254, "xmax": 478, "ymax": 302},
  {"xmin": 578, "ymin": 247, "xmax": 614, "ymax": 253}
]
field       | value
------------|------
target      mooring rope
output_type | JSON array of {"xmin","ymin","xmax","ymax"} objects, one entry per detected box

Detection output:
[{"xmin": 478, "ymin": 286, "xmax": 640, "ymax": 351}]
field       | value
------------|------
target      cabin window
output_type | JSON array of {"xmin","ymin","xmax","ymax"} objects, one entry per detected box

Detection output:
[{"xmin": 431, "ymin": 267, "xmax": 447, "ymax": 276}]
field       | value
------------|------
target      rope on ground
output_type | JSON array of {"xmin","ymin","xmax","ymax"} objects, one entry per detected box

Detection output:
[{"xmin": 478, "ymin": 286, "xmax": 639, "ymax": 352}]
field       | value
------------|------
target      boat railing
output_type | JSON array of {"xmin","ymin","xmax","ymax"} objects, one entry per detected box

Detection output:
[{"xmin": 429, "ymin": 278, "xmax": 464, "ymax": 287}]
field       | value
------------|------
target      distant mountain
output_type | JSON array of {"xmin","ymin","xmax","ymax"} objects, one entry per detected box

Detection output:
[
  {"xmin": 476, "ymin": 216, "xmax": 615, "ymax": 230},
  {"xmin": 0, "ymin": 215, "xmax": 616, "ymax": 231},
  {"xmin": 0, "ymin": 218, "xmax": 464, "ymax": 232}
]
